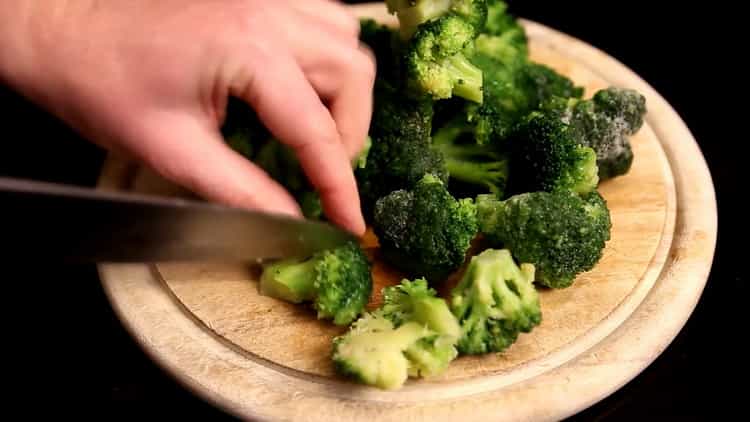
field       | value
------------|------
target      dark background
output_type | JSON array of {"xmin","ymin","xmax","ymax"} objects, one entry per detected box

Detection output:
[{"xmin": 1, "ymin": 1, "xmax": 741, "ymax": 420}]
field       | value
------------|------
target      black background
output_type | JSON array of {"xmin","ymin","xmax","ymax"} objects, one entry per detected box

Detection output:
[{"xmin": 0, "ymin": 1, "xmax": 741, "ymax": 420}]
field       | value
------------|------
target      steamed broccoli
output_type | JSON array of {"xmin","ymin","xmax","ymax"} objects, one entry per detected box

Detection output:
[
  {"xmin": 507, "ymin": 112, "xmax": 599, "ymax": 195},
  {"xmin": 405, "ymin": 14, "xmax": 484, "ymax": 102},
  {"xmin": 476, "ymin": 191, "xmax": 612, "ymax": 288},
  {"xmin": 373, "ymin": 174, "xmax": 478, "ymax": 282},
  {"xmin": 260, "ymin": 242, "xmax": 372, "ymax": 325},
  {"xmin": 450, "ymin": 249, "xmax": 541, "ymax": 354},
  {"xmin": 483, "ymin": 0, "xmax": 524, "ymax": 37},
  {"xmin": 543, "ymin": 87, "xmax": 647, "ymax": 180},
  {"xmin": 332, "ymin": 278, "xmax": 460, "ymax": 389},
  {"xmin": 359, "ymin": 19, "xmax": 403, "ymax": 83}
]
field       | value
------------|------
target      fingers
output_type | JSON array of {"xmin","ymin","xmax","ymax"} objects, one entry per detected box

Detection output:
[
  {"xmin": 133, "ymin": 112, "xmax": 303, "ymax": 218},
  {"xmin": 288, "ymin": 0, "xmax": 360, "ymax": 39},
  {"xmin": 235, "ymin": 53, "xmax": 365, "ymax": 235},
  {"xmin": 287, "ymin": 26, "xmax": 377, "ymax": 160}
]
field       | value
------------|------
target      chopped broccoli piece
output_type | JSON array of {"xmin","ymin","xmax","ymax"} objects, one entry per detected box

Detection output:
[
  {"xmin": 450, "ymin": 249, "xmax": 541, "ymax": 354},
  {"xmin": 260, "ymin": 242, "xmax": 372, "ymax": 325},
  {"xmin": 508, "ymin": 112, "xmax": 599, "ymax": 195},
  {"xmin": 543, "ymin": 87, "xmax": 647, "ymax": 180},
  {"xmin": 333, "ymin": 278, "xmax": 460, "ymax": 389},
  {"xmin": 373, "ymin": 174, "xmax": 478, "ymax": 282},
  {"xmin": 405, "ymin": 14, "xmax": 484, "ymax": 102},
  {"xmin": 476, "ymin": 191, "xmax": 612, "ymax": 288}
]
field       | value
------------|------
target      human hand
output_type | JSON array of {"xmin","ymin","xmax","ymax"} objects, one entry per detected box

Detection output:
[{"xmin": 0, "ymin": 0, "xmax": 375, "ymax": 235}]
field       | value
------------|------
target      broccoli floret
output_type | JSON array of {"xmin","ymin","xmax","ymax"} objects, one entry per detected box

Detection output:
[
  {"xmin": 431, "ymin": 114, "xmax": 509, "ymax": 197},
  {"xmin": 543, "ymin": 87, "xmax": 647, "ymax": 180},
  {"xmin": 381, "ymin": 278, "xmax": 462, "ymax": 340},
  {"xmin": 388, "ymin": 0, "xmax": 488, "ymax": 40},
  {"xmin": 260, "ymin": 242, "xmax": 372, "ymax": 325},
  {"xmin": 373, "ymin": 174, "xmax": 478, "ymax": 282},
  {"xmin": 450, "ymin": 249, "xmax": 541, "ymax": 354},
  {"xmin": 332, "ymin": 278, "xmax": 460, "ymax": 389},
  {"xmin": 356, "ymin": 80, "xmax": 445, "ymax": 215},
  {"xmin": 508, "ymin": 112, "xmax": 599, "ymax": 195},
  {"xmin": 476, "ymin": 191, "xmax": 612, "ymax": 288},
  {"xmin": 405, "ymin": 15, "xmax": 484, "ymax": 103},
  {"xmin": 464, "ymin": 54, "xmax": 583, "ymax": 146}
]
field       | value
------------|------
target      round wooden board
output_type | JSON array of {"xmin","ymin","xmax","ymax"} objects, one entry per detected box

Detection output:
[{"xmin": 97, "ymin": 4, "xmax": 717, "ymax": 421}]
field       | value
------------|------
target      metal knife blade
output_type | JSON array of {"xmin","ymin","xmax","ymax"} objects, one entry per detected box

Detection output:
[{"xmin": 0, "ymin": 177, "xmax": 357, "ymax": 263}]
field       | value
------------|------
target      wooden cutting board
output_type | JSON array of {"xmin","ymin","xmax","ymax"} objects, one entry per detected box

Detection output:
[{"xmin": 96, "ymin": 4, "xmax": 717, "ymax": 421}]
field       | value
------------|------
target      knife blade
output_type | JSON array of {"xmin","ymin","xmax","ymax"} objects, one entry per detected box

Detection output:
[{"xmin": 0, "ymin": 177, "xmax": 357, "ymax": 263}]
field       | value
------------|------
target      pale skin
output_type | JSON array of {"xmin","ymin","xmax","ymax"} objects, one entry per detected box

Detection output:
[{"xmin": 0, "ymin": 0, "xmax": 374, "ymax": 235}]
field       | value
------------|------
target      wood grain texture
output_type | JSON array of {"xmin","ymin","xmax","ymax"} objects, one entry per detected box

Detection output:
[{"xmin": 96, "ymin": 3, "xmax": 716, "ymax": 421}]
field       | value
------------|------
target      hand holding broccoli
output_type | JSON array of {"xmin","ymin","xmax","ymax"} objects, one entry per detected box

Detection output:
[{"xmin": 0, "ymin": 0, "xmax": 375, "ymax": 235}]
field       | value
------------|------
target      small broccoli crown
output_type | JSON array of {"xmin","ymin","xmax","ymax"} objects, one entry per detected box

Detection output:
[
  {"xmin": 260, "ymin": 242, "xmax": 372, "ymax": 325},
  {"xmin": 373, "ymin": 174, "xmax": 479, "ymax": 282},
  {"xmin": 381, "ymin": 278, "xmax": 462, "ymax": 339},
  {"xmin": 519, "ymin": 63, "xmax": 585, "ymax": 107},
  {"xmin": 406, "ymin": 15, "xmax": 484, "ymax": 102},
  {"xmin": 313, "ymin": 242, "xmax": 373, "ymax": 325},
  {"xmin": 356, "ymin": 81, "xmax": 445, "ymax": 216},
  {"xmin": 431, "ymin": 115, "xmax": 510, "ymax": 197},
  {"xmin": 508, "ymin": 112, "xmax": 599, "ymax": 195},
  {"xmin": 476, "ymin": 191, "xmax": 612, "ymax": 288},
  {"xmin": 449, "ymin": 249, "xmax": 541, "ymax": 354},
  {"xmin": 566, "ymin": 87, "xmax": 647, "ymax": 180}
]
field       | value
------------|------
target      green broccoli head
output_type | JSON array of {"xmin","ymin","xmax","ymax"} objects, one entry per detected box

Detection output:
[
  {"xmin": 333, "ymin": 278, "xmax": 460, "ymax": 389},
  {"xmin": 544, "ymin": 87, "xmax": 647, "ymax": 180},
  {"xmin": 405, "ymin": 15, "xmax": 484, "ymax": 103},
  {"xmin": 462, "ymin": 53, "xmax": 584, "ymax": 145},
  {"xmin": 476, "ymin": 190, "xmax": 612, "ymax": 288},
  {"xmin": 260, "ymin": 242, "xmax": 372, "ymax": 325},
  {"xmin": 388, "ymin": 0, "xmax": 488, "ymax": 40},
  {"xmin": 508, "ymin": 112, "xmax": 599, "ymax": 195},
  {"xmin": 355, "ymin": 81, "xmax": 445, "ymax": 216},
  {"xmin": 373, "ymin": 174, "xmax": 479, "ymax": 282},
  {"xmin": 450, "ymin": 249, "xmax": 541, "ymax": 354}
]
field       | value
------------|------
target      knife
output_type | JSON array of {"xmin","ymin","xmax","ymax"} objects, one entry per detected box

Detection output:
[{"xmin": 0, "ymin": 176, "xmax": 357, "ymax": 263}]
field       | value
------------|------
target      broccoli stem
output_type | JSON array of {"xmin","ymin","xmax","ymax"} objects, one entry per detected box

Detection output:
[
  {"xmin": 259, "ymin": 258, "xmax": 317, "ymax": 303},
  {"xmin": 396, "ymin": 0, "xmax": 453, "ymax": 39},
  {"xmin": 444, "ymin": 53, "xmax": 484, "ymax": 103}
]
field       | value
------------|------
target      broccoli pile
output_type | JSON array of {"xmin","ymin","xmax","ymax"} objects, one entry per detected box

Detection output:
[{"xmin": 219, "ymin": 0, "xmax": 648, "ymax": 391}]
